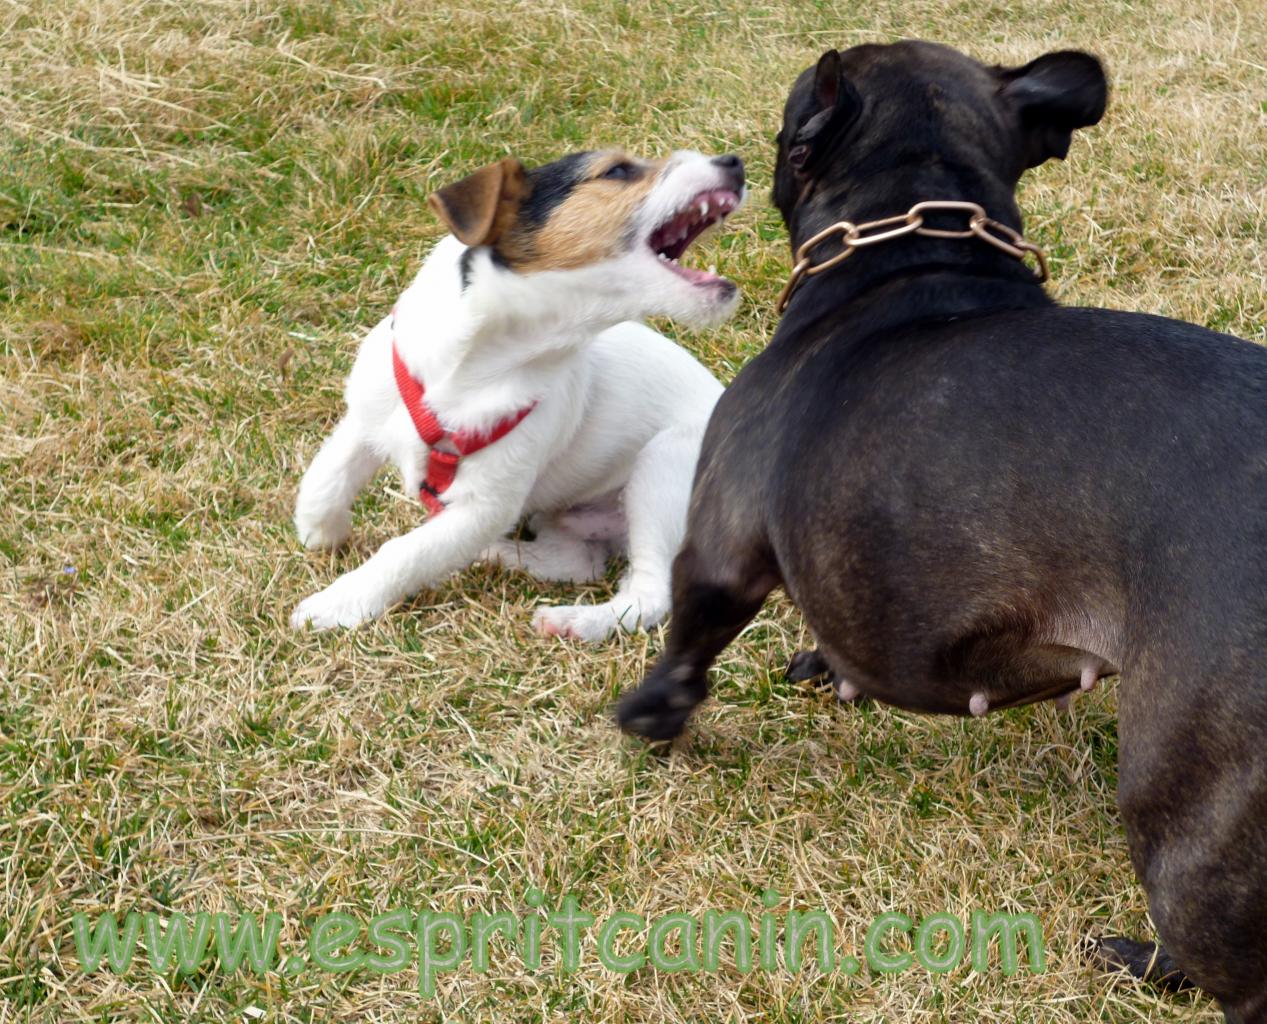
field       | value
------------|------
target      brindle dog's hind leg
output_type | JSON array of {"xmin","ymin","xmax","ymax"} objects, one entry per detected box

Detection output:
[
  {"xmin": 616, "ymin": 538, "xmax": 777, "ymax": 741},
  {"xmin": 786, "ymin": 648, "xmax": 867, "ymax": 704},
  {"xmin": 1116, "ymin": 663, "xmax": 1267, "ymax": 1024},
  {"xmin": 786, "ymin": 648, "xmax": 832, "ymax": 683}
]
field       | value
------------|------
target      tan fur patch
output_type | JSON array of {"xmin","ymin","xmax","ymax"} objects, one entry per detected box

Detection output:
[{"xmin": 499, "ymin": 151, "xmax": 666, "ymax": 272}]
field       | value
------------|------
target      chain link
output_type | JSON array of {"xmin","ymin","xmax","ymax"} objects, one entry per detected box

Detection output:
[{"xmin": 775, "ymin": 200, "xmax": 1049, "ymax": 314}]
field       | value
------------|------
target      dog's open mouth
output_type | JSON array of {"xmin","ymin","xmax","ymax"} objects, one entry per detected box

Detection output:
[{"xmin": 648, "ymin": 189, "xmax": 740, "ymax": 286}]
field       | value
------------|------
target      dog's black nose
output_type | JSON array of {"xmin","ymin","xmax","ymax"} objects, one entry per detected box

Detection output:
[{"xmin": 711, "ymin": 153, "xmax": 745, "ymax": 188}]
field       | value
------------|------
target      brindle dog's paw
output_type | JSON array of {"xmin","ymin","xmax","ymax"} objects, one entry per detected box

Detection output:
[
  {"xmin": 786, "ymin": 649, "xmax": 868, "ymax": 705},
  {"xmin": 615, "ymin": 662, "xmax": 705, "ymax": 741},
  {"xmin": 1085, "ymin": 935, "xmax": 1194, "ymax": 992},
  {"xmin": 786, "ymin": 648, "xmax": 831, "ymax": 683}
]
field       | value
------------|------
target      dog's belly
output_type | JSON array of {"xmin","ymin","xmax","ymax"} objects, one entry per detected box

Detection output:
[
  {"xmin": 778, "ymin": 498, "xmax": 1130, "ymax": 717},
  {"xmin": 810, "ymin": 627, "xmax": 1114, "ymax": 716},
  {"xmin": 524, "ymin": 457, "xmax": 638, "ymax": 515},
  {"xmin": 553, "ymin": 496, "xmax": 627, "ymax": 541},
  {"xmin": 780, "ymin": 514, "xmax": 1131, "ymax": 715},
  {"xmin": 753, "ymin": 304, "xmax": 1267, "ymax": 719}
]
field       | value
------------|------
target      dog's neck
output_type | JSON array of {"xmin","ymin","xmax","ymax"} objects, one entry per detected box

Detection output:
[
  {"xmin": 780, "ymin": 178, "xmax": 1052, "ymax": 340},
  {"xmin": 779, "ymin": 265, "xmax": 1052, "ymax": 355},
  {"xmin": 392, "ymin": 238, "xmax": 631, "ymax": 417}
]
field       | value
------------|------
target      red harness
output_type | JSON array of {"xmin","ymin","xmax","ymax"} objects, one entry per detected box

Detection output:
[{"xmin": 390, "ymin": 333, "xmax": 535, "ymax": 516}]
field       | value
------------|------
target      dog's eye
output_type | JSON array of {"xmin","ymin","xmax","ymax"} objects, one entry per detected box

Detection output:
[
  {"xmin": 600, "ymin": 161, "xmax": 637, "ymax": 181},
  {"xmin": 788, "ymin": 144, "xmax": 811, "ymax": 169}
]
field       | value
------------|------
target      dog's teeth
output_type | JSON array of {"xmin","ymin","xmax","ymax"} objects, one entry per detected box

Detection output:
[{"xmin": 700, "ymin": 201, "xmax": 709, "ymax": 217}]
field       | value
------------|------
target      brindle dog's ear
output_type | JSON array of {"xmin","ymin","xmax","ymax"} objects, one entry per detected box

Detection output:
[
  {"xmin": 428, "ymin": 157, "xmax": 528, "ymax": 247},
  {"xmin": 997, "ymin": 51, "xmax": 1107, "ymax": 169},
  {"xmin": 789, "ymin": 49, "xmax": 862, "ymax": 170}
]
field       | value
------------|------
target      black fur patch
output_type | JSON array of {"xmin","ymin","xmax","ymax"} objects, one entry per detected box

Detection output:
[
  {"xmin": 458, "ymin": 246, "xmax": 476, "ymax": 289},
  {"xmin": 518, "ymin": 152, "xmax": 593, "ymax": 228}
]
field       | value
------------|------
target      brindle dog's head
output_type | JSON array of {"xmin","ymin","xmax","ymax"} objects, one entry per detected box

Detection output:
[{"xmin": 772, "ymin": 41, "xmax": 1107, "ymax": 252}]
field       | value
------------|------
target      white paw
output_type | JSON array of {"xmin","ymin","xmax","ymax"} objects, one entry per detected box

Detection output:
[
  {"xmin": 294, "ymin": 510, "xmax": 352, "ymax": 551},
  {"xmin": 532, "ymin": 600, "xmax": 663, "ymax": 642},
  {"xmin": 290, "ymin": 577, "xmax": 384, "ymax": 630}
]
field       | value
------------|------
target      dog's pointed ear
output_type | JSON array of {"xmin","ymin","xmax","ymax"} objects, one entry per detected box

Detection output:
[
  {"xmin": 813, "ymin": 48, "xmax": 845, "ymax": 115},
  {"xmin": 428, "ymin": 157, "xmax": 528, "ymax": 247},
  {"xmin": 790, "ymin": 49, "xmax": 862, "ymax": 168},
  {"xmin": 998, "ymin": 51, "xmax": 1107, "ymax": 169}
]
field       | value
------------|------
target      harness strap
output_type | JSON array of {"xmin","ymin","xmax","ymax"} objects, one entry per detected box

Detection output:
[{"xmin": 390, "ymin": 326, "xmax": 535, "ymax": 516}]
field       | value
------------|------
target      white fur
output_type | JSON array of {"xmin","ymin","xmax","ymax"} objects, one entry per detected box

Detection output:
[{"xmin": 291, "ymin": 151, "xmax": 740, "ymax": 640}]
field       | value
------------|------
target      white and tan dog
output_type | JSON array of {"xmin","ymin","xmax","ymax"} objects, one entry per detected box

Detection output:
[{"xmin": 291, "ymin": 149, "xmax": 745, "ymax": 640}]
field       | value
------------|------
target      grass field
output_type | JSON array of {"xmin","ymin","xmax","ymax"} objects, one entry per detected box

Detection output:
[{"xmin": 2, "ymin": 0, "xmax": 1265, "ymax": 1020}]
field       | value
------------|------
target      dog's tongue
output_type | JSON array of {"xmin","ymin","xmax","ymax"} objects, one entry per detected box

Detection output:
[{"xmin": 669, "ymin": 261, "xmax": 721, "ymax": 285}]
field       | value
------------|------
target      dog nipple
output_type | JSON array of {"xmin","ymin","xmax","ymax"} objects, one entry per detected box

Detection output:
[
  {"xmin": 1080, "ymin": 662, "xmax": 1100, "ymax": 692},
  {"xmin": 834, "ymin": 677, "xmax": 862, "ymax": 703},
  {"xmin": 969, "ymin": 692, "xmax": 989, "ymax": 717}
]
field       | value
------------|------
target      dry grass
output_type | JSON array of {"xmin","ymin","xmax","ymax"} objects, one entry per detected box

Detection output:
[{"xmin": 2, "ymin": 0, "xmax": 1264, "ymax": 1020}]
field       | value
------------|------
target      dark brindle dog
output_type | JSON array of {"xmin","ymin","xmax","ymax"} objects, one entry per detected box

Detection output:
[{"xmin": 616, "ymin": 40, "xmax": 1267, "ymax": 1021}]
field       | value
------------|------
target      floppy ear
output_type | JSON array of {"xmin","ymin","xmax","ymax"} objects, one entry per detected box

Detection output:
[
  {"xmin": 998, "ymin": 51, "xmax": 1107, "ymax": 169},
  {"xmin": 427, "ymin": 157, "xmax": 528, "ymax": 247},
  {"xmin": 789, "ymin": 49, "xmax": 862, "ymax": 169}
]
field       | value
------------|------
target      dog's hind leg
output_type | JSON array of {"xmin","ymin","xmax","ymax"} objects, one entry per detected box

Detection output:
[
  {"xmin": 786, "ymin": 648, "xmax": 832, "ymax": 682},
  {"xmin": 294, "ymin": 416, "xmax": 385, "ymax": 550},
  {"xmin": 786, "ymin": 648, "xmax": 866, "ymax": 703},
  {"xmin": 532, "ymin": 427, "xmax": 695, "ymax": 642},
  {"xmin": 1116, "ymin": 659, "xmax": 1267, "ymax": 1023}
]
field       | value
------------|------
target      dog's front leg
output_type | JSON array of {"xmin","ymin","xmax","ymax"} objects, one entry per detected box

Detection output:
[
  {"xmin": 615, "ymin": 539, "xmax": 778, "ymax": 739},
  {"xmin": 294, "ymin": 415, "xmax": 386, "ymax": 550},
  {"xmin": 290, "ymin": 497, "xmax": 519, "ymax": 630}
]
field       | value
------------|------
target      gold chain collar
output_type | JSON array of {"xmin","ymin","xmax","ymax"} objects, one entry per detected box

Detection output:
[{"xmin": 775, "ymin": 200, "xmax": 1049, "ymax": 314}]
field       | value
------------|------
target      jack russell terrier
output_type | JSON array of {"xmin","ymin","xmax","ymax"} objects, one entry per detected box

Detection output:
[{"xmin": 290, "ymin": 149, "xmax": 745, "ymax": 640}]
